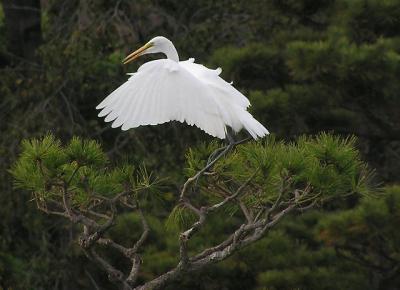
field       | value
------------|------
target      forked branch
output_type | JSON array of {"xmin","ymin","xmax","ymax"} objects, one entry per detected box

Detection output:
[{"xmin": 33, "ymin": 140, "xmax": 316, "ymax": 290}]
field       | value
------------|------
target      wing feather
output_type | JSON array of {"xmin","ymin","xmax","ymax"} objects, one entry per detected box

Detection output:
[
  {"xmin": 103, "ymin": 84, "xmax": 131, "ymax": 122},
  {"xmin": 179, "ymin": 60, "xmax": 250, "ymax": 109},
  {"xmin": 98, "ymin": 82, "xmax": 130, "ymax": 117},
  {"xmin": 179, "ymin": 59, "xmax": 268, "ymax": 138},
  {"xmin": 120, "ymin": 73, "xmax": 153, "ymax": 128},
  {"xmin": 98, "ymin": 59, "xmax": 226, "ymax": 138}
]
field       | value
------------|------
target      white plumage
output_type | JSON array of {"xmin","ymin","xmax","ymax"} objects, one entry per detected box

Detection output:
[{"xmin": 96, "ymin": 36, "xmax": 269, "ymax": 139}]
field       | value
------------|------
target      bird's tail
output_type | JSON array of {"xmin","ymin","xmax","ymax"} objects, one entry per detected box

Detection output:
[{"xmin": 240, "ymin": 111, "xmax": 269, "ymax": 139}]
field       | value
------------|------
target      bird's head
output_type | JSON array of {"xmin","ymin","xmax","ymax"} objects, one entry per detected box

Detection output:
[{"xmin": 123, "ymin": 36, "xmax": 173, "ymax": 64}]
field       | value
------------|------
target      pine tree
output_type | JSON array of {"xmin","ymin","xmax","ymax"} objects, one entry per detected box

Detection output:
[{"xmin": 10, "ymin": 133, "xmax": 373, "ymax": 289}]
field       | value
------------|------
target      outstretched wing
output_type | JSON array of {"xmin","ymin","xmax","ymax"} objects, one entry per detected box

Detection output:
[
  {"xmin": 179, "ymin": 59, "xmax": 268, "ymax": 139},
  {"xmin": 96, "ymin": 59, "xmax": 227, "ymax": 138},
  {"xmin": 179, "ymin": 58, "xmax": 250, "ymax": 109}
]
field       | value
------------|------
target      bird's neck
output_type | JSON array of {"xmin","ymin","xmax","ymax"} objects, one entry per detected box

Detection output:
[{"xmin": 162, "ymin": 41, "xmax": 179, "ymax": 62}]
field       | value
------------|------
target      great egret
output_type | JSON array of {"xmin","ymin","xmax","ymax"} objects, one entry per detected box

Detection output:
[{"xmin": 96, "ymin": 36, "xmax": 269, "ymax": 139}]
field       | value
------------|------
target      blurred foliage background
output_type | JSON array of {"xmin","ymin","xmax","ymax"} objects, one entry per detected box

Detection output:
[{"xmin": 0, "ymin": 0, "xmax": 399, "ymax": 289}]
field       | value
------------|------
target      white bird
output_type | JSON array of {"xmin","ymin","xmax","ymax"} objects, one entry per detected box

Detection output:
[{"xmin": 96, "ymin": 36, "xmax": 269, "ymax": 140}]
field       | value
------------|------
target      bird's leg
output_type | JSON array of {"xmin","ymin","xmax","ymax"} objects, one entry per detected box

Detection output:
[
  {"xmin": 193, "ymin": 131, "xmax": 242, "ymax": 191},
  {"xmin": 193, "ymin": 142, "xmax": 233, "ymax": 192},
  {"xmin": 206, "ymin": 146, "xmax": 226, "ymax": 166},
  {"xmin": 234, "ymin": 136, "xmax": 252, "ymax": 146},
  {"xmin": 225, "ymin": 130, "xmax": 236, "ymax": 146},
  {"xmin": 190, "ymin": 136, "xmax": 252, "ymax": 194}
]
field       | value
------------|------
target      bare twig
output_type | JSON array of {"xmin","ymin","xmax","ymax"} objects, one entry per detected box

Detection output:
[
  {"xmin": 180, "ymin": 144, "xmax": 233, "ymax": 200},
  {"xmin": 206, "ymin": 172, "xmax": 257, "ymax": 213},
  {"xmin": 239, "ymin": 201, "xmax": 253, "ymax": 223},
  {"xmin": 180, "ymin": 138, "xmax": 251, "ymax": 200},
  {"xmin": 132, "ymin": 204, "xmax": 149, "ymax": 253},
  {"xmin": 98, "ymin": 238, "xmax": 129, "ymax": 255},
  {"xmin": 88, "ymin": 248, "xmax": 127, "ymax": 287}
]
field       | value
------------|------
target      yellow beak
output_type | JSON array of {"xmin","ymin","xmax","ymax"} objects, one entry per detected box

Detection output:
[{"xmin": 123, "ymin": 42, "xmax": 153, "ymax": 64}]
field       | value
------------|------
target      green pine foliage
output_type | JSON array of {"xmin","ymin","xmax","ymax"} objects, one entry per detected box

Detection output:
[
  {"xmin": 184, "ymin": 133, "xmax": 372, "ymax": 213},
  {"xmin": 166, "ymin": 203, "xmax": 198, "ymax": 232},
  {"xmin": 317, "ymin": 186, "xmax": 400, "ymax": 288},
  {"xmin": 9, "ymin": 132, "xmax": 375, "ymax": 289},
  {"xmin": 10, "ymin": 134, "xmax": 158, "ymax": 211},
  {"xmin": 12, "ymin": 132, "xmax": 372, "ymax": 228}
]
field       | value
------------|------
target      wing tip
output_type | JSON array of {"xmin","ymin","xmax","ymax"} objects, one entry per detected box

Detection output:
[{"xmin": 96, "ymin": 104, "xmax": 106, "ymax": 110}]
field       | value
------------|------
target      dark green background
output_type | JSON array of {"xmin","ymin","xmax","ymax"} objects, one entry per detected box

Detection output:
[{"xmin": 0, "ymin": 0, "xmax": 399, "ymax": 289}]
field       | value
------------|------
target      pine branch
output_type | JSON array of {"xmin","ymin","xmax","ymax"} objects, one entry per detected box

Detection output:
[
  {"xmin": 88, "ymin": 248, "xmax": 127, "ymax": 287},
  {"xmin": 15, "ymin": 134, "xmax": 364, "ymax": 290}
]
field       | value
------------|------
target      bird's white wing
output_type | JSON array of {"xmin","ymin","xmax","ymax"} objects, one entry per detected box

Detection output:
[
  {"xmin": 96, "ymin": 59, "xmax": 227, "ymax": 138},
  {"xmin": 179, "ymin": 59, "xmax": 268, "ymax": 139},
  {"xmin": 179, "ymin": 59, "xmax": 250, "ymax": 109}
]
